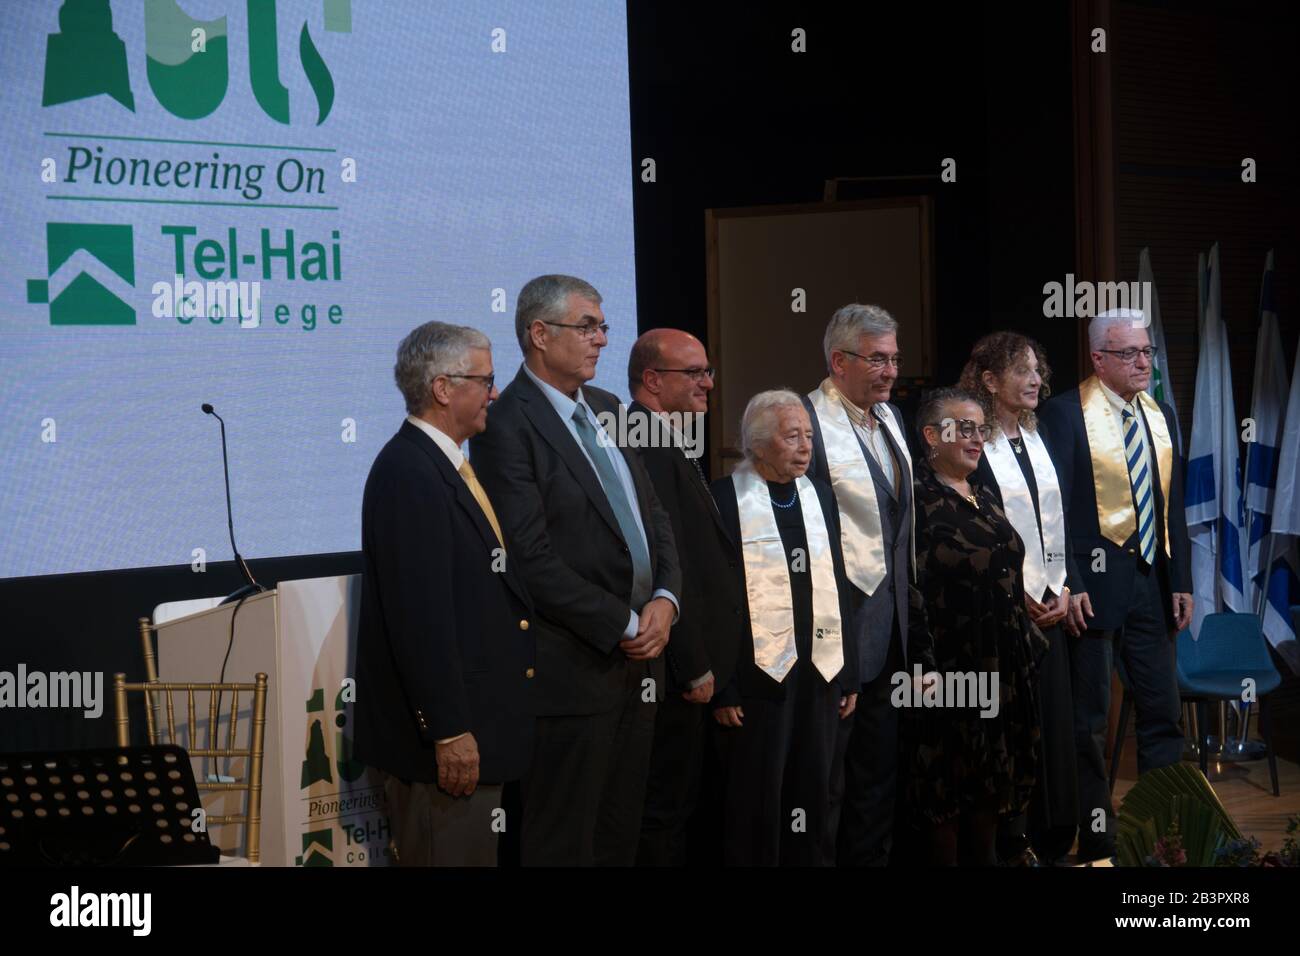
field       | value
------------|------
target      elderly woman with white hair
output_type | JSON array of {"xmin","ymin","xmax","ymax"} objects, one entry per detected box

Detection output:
[{"xmin": 709, "ymin": 389, "xmax": 859, "ymax": 866}]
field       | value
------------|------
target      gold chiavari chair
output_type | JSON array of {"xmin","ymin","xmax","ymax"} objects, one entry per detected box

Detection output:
[{"xmin": 113, "ymin": 669, "xmax": 268, "ymax": 862}]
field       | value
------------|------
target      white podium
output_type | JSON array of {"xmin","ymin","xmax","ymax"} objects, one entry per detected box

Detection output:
[{"xmin": 152, "ymin": 575, "xmax": 392, "ymax": 867}]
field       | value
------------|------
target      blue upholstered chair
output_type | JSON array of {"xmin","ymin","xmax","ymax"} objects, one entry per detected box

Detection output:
[{"xmin": 1109, "ymin": 613, "xmax": 1282, "ymax": 797}]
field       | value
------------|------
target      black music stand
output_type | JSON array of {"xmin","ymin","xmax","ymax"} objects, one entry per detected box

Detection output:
[{"xmin": 0, "ymin": 744, "xmax": 220, "ymax": 866}]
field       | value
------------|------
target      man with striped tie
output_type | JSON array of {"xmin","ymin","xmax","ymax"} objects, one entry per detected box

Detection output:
[{"xmin": 1038, "ymin": 309, "xmax": 1193, "ymax": 863}]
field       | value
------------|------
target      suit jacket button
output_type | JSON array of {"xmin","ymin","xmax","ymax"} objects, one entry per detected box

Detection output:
[
  {"xmin": 1127, "ymin": 547, "xmax": 1136, "ymax": 555},
  {"xmin": 519, "ymin": 619, "xmax": 529, "ymax": 631},
  {"xmin": 525, "ymin": 667, "xmax": 535, "ymax": 679}
]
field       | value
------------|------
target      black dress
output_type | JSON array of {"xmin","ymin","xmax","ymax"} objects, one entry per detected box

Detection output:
[
  {"xmin": 972, "ymin": 439, "xmax": 1079, "ymax": 859},
  {"xmin": 710, "ymin": 475, "xmax": 855, "ymax": 866},
  {"xmin": 906, "ymin": 460, "xmax": 1048, "ymax": 825}
]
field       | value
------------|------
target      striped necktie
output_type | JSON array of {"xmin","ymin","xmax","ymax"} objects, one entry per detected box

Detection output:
[{"xmin": 1121, "ymin": 405, "xmax": 1156, "ymax": 564}]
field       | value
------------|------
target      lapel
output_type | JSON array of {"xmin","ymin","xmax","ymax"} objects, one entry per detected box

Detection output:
[
  {"xmin": 629, "ymin": 400, "xmax": 729, "ymax": 541},
  {"xmin": 874, "ymin": 405, "xmax": 912, "ymax": 513},
  {"xmin": 853, "ymin": 415, "xmax": 899, "ymax": 503},
  {"xmin": 511, "ymin": 367, "xmax": 627, "ymax": 547},
  {"xmin": 398, "ymin": 421, "xmax": 531, "ymax": 609}
]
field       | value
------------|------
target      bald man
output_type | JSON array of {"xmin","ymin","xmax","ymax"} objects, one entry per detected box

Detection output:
[{"xmin": 628, "ymin": 329, "xmax": 744, "ymax": 865}]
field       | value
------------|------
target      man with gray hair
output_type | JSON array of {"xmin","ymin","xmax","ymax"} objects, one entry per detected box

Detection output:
[
  {"xmin": 471, "ymin": 275, "xmax": 681, "ymax": 866},
  {"xmin": 803, "ymin": 303, "xmax": 933, "ymax": 866},
  {"xmin": 355, "ymin": 321, "xmax": 536, "ymax": 866},
  {"xmin": 1038, "ymin": 308, "xmax": 1192, "ymax": 863}
]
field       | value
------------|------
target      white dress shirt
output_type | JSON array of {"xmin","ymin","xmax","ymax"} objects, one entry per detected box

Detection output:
[
  {"xmin": 851, "ymin": 406, "xmax": 897, "ymax": 493},
  {"xmin": 406, "ymin": 414, "xmax": 465, "ymax": 469}
]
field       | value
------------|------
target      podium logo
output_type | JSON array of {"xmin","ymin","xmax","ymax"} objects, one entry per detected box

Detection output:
[
  {"xmin": 300, "ymin": 685, "xmax": 365, "ymax": 789},
  {"xmin": 296, "ymin": 828, "xmax": 334, "ymax": 867},
  {"xmin": 42, "ymin": 0, "xmax": 347, "ymax": 125},
  {"xmin": 27, "ymin": 223, "xmax": 136, "ymax": 326}
]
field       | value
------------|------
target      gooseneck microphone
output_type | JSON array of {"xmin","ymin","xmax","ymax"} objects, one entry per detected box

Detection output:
[{"xmin": 202, "ymin": 403, "xmax": 265, "ymax": 603}]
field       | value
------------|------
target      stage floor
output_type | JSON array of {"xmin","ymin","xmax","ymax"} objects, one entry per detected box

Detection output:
[{"xmin": 1107, "ymin": 741, "xmax": 1300, "ymax": 858}]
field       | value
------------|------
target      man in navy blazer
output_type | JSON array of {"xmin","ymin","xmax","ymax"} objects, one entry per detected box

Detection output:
[
  {"xmin": 1038, "ymin": 309, "xmax": 1193, "ymax": 863},
  {"xmin": 354, "ymin": 321, "xmax": 535, "ymax": 866}
]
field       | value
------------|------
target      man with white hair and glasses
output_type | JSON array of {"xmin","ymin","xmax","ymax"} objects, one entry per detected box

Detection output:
[{"xmin": 1038, "ymin": 308, "xmax": 1192, "ymax": 863}]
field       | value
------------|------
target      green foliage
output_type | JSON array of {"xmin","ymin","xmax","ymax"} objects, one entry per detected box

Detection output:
[{"xmin": 1116, "ymin": 764, "xmax": 1241, "ymax": 867}]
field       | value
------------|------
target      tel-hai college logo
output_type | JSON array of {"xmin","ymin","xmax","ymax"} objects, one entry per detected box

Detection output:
[
  {"xmin": 42, "ymin": 0, "xmax": 345, "ymax": 124},
  {"xmin": 27, "ymin": 223, "xmax": 137, "ymax": 326}
]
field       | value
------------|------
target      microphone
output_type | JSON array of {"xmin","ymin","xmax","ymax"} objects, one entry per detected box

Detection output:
[{"xmin": 202, "ymin": 403, "xmax": 265, "ymax": 603}]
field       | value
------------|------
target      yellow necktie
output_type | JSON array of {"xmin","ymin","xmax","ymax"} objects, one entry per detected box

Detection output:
[{"xmin": 459, "ymin": 459, "xmax": 504, "ymax": 550}]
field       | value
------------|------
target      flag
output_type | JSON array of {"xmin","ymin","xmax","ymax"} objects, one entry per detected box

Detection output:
[
  {"xmin": 1244, "ymin": 251, "xmax": 1285, "ymax": 606},
  {"xmin": 1274, "ymin": 267, "xmax": 1300, "ymax": 539},
  {"xmin": 1185, "ymin": 243, "xmax": 1249, "ymax": 637},
  {"xmin": 1252, "ymin": 251, "xmax": 1300, "ymax": 672},
  {"xmin": 1140, "ymin": 247, "xmax": 1182, "ymax": 454}
]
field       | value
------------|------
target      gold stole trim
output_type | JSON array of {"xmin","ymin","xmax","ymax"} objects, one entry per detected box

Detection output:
[{"xmin": 1079, "ymin": 376, "xmax": 1173, "ymax": 557}]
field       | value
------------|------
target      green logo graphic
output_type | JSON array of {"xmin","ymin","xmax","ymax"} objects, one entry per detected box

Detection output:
[
  {"xmin": 296, "ymin": 828, "xmax": 334, "ymax": 867},
  {"xmin": 42, "ymin": 0, "xmax": 135, "ymax": 111},
  {"xmin": 42, "ymin": 0, "xmax": 347, "ymax": 124},
  {"xmin": 27, "ymin": 223, "xmax": 136, "ymax": 325},
  {"xmin": 300, "ymin": 684, "xmax": 365, "ymax": 788}
]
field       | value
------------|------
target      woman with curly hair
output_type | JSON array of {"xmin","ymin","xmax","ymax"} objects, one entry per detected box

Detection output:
[{"xmin": 959, "ymin": 332, "xmax": 1077, "ymax": 866}]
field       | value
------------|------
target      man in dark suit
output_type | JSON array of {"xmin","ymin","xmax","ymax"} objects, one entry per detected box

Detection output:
[
  {"xmin": 470, "ymin": 275, "xmax": 682, "ymax": 866},
  {"xmin": 802, "ymin": 303, "xmax": 932, "ymax": 867},
  {"xmin": 354, "ymin": 321, "xmax": 535, "ymax": 866},
  {"xmin": 626, "ymin": 328, "xmax": 744, "ymax": 866},
  {"xmin": 1038, "ymin": 309, "xmax": 1193, "ymax": 863}
]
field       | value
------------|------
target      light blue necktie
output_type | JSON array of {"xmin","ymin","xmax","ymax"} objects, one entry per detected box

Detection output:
[
  {"xmin": 570, "ymin": 404, "xmax": 653, "ymax": 602},
  {"xmin": 1122, "ymin": 405, "xmax": 1156, "ymax": 565}
]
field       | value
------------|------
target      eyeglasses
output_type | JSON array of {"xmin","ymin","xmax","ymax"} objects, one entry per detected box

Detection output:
[
  {"xmin": 840, "ymin": 349, "xmax": 903, "ymax": 370},
  {"xmin": 1098, "ymin": 346, "xmax": 1155, "ymax": 364},
  {"xmin": 925, "ymin": 419, "xmax": 993, "ymax": 441},
  {"xmin": 446, "ymin": 373, "xmax": 495, "ymax": 390},
  {"xmin": 652, "ymin": 367, "xmax": 715, "ymax": 383},
  {"xmin": 543, "ymin": 320, "xmax": 610, "ymax": 341}
]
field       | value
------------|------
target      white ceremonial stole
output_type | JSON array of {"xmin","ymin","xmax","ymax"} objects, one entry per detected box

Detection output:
[
  {"xmin": 983, "ymin": 428, "xmax": 1067, "ymax": 600},
  {"xmin": 809, "ymin": 379, "xmax": 887, "ymax": 595},
  {"xmin": 732, "ymin": 462, "xmax": 844, "ymax": 683}
]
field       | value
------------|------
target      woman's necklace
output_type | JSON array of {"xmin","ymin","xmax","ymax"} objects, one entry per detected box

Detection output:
[
  {"xmin": 770, "ymin": 485, "xmax": 799, "ymax": 509},
  {"xmin": 1009, "ymin": 434, "xmax": 1024, "ymax": 455},
  {"xmin": 935, "ymin": 471, "xmax": 978, "ymax": 509}
]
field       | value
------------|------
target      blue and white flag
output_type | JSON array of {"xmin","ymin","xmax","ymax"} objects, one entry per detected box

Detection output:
[
  {"xmin": 1140, "ymin": 247, "xmax": 1182, "ymax": 454},
  {"xmin": 1185, "ymin": 243, "xmax": 1249, "ymax": 637},
  {"xmin": 1251, "ymin": 251, "xmax": 1300, "ymax": 672}
]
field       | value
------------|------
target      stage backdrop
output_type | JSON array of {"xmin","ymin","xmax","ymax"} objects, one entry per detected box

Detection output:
[{"xmin": 0, "ymin": 0, "xmax": 637, "ymax": 579}]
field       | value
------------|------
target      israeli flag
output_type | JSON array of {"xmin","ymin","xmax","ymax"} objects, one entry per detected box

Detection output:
[
  {"xmin": 1140, "ymin": 247, "xmax": 1182, "ymax": 455},
  {"xmin": 1185, "ymin": 243, "xmax": 1249, "ymax": 637},
  {"xmin": 1250, "ymin": 251, "xmax": 1300, "ymax": 672}
]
